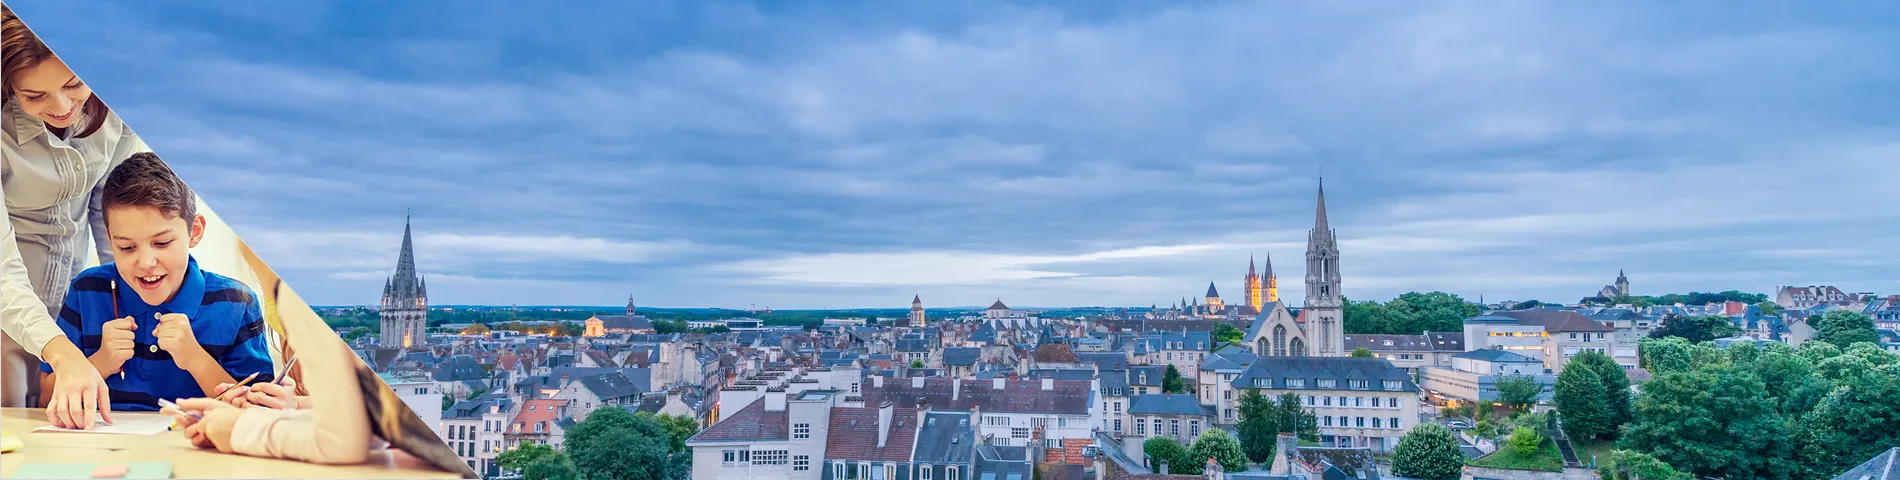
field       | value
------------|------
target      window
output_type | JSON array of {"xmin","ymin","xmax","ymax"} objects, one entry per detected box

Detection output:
[
  {"xmin": 1391, "ymin": 417, "xmax": 1401, "ymax": 429},
  {"xmin": 1305, "ymin": 395, "xmax": 1315, "ymax": 406},
  {"xmin": 1114, "ymin": 419, "xmax": 1123, "ymax": 433},
  {"xmin": 1372, "ymin": 417, "xmax": 1382, "ymax": 428},
  {"xmin": 948, "ymin": 466, "xmax": 960, "ymax": 480},
  {"xmin": 1354, "ymin": 397, "xmax": 1362, "ymax": 407},
  {"xmin": 1570, "ymin": 333, "xmax": 1578, "ymax": 340},
  {"xmin": 753, "ymin": 450, "xmax": 788, "ymax": 465},
  {"xmin": 794, "ymin": 455, "xmax": 811, "ymax": 471},
  {"xmin": 1170, "ymin": 419, "xmax": 1180, "ymax": 437},
  {"xmin": 1349, "ymin": 379, "xmax": 1368, "ymax": 390},
  {"xmin": 723, "ymin": 449, "xmax": 750, "ymax": 466},
  {"xmin": 1338, "ymin": 396, "xmax": 1347, "ymax": 406},
  {"xmin": 852, "ymin": 382, "xmax": 861, "ymax": 393},
  {"xmin": 1383, "ymin": 380, "xmax": 1401, "ymax": 391},
  {"xmin": 1356, "ymin": 417, "xmax": 1365, "ymax": 427},
  {"xmin": 886, "ymin": 464, "xmax": 898, "ymax": 479},
  {"xmin": 1324, "ymin": 416, "xmax": 1333, "ymax": 426},
  {"xmin": 921, "ymin": 465, "xmax": 933, "ymax": 480},
  {"xmin": 1153, "ymin": 419, "xmax": 1163, "ymax": 435},
  {"xmin": 1113, "ymin": 401, "xmax": 1122, "ymax": 413},
  {"xmin": 794, "ymin": 423, "xmax": 811, "ymax": 439},
  {"xmin": 1323, "ymin": 396, "xmax": 1332, "ymax": 406},
  {"xmin": 859, "ymin": 463, "xmax": 871, "ymax": 480},
  {"xmin": 1225, "ymin": 408, "xmax": 1234, "ymax": 421},
  {"xmin": 1286, "ymin": 378, "xmax": 1305, "ymax": 389},
  {"xmin": 1012, "ymin": 427, "xmax": 1030, "ymax": 439},
  {"xmin": 1135, "ymin": 419, "xmax": 1146, "ymax": 435},
  {"xmin": 1317, "ymin": 379, "xmax": 1336, "ymax": 389},
  {"xmin": 1189, "ymin": 420, "xmax": 1200, "ymax": 438},
  {"xmin": 834, "ymin": 462, "xmax": 847, "ymax": 479}
]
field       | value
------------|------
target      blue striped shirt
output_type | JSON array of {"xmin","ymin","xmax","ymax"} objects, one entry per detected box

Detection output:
[{"xmin": 40, "ymin": 255, "xmax": 273, "ymax": 411}]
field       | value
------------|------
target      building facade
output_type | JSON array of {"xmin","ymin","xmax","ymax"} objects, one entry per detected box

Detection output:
[
  {"xmin": 1230, "ymin": 357, "xmax": 1421, "ymax": 452},
  {"xmin": 379, "ymin": 216, "xmax": 428, "ymax": 349}
]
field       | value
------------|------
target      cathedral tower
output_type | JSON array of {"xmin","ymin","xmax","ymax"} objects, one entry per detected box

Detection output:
[
  {"xmin": 909, "ymin": 295, "xmax": 926, "ymax": 327},
  {"xmin": 380, "ymin": 214, "xmax": 429, "ymax": 349},
  {"xmin": 1205, "ymin": 282, "xmax": 1224, "ymax": 312},
  {"xmin": 1244, "ymin": 256, "xmax": 1262, "ymax": 311},
  {"xmin": 1265, "ymin": 253, "xmax": 1279, "ymax": 304},
  {"xmin": 1304, "ymin": 180, "xmax": 1344, "ymax": 356}
]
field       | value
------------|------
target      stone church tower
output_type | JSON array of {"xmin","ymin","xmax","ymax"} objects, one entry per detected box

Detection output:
[
  {"xmin": 1304, "ymin": 180, "xmax": 1344, "ymax": 356},
  {"xmin": 380, "ymin": 215, "xmax": 429, "ymax": 349},
  {"xmin": 908, "ymin": 295, "xmax": 926, "ymax": 327}
]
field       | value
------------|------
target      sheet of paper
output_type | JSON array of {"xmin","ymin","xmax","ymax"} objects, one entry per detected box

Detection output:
[
  {"xmin": 31, "ymin": 413, "xmax": 174, "ymax": 435},
  {"xmin": 9, "ymin": 461, "xmax": 172, "ymax": 479}
]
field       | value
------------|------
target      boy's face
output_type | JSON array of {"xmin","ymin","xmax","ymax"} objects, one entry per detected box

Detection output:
[{"xmin": 105, "ymin": 205, "xmax": 207, "ymax": 306}]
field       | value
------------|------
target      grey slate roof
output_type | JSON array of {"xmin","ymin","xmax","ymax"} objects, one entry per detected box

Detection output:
[
  {"xmin": 1342, "ymin": 334, "xmax": 1432, "ymax": 352},
  {"xmin": 1201, "ymin": 349, "xmax": 1258, "ymax": 372},
  {"xmin": 577, "ymin": 372, "xmax": 643, "ymax": 401},
  {"xmin": 432, "ymin": 355, "xmax": 488, "ymax": 382},
  {"xmin": 1076, "ymin": 352, "xmax": 1130, "ymax": 371},
  {"xmin": 1231, "ymin": 357, "xmax": 1419, "ymax": 392},
  {"xmin": 1425, "ymin": 331, "xmax": 1465, "ymax": 352},
  {"xmin": 1831, "ymin": 447, "xmax": 1898, "ymax": 480},
  {"xmin": 1128, "ymin": 365, "xmax": 1166, "ymax": 387},
  {"xmin": 1492, "ymin": 310, "xmax": 1614, "ymax": 333},
  {"xmin": 1452, "ymin": 349, "xmax": 1539, "ymax": 363},
  {"xmin": 913, "ymin": 411, "xmax": 977, "ymax": 465},
  {"xmin": 1127, "ymin": 393, "xmax": 1213, "ymax": 417},
  {"xmin": 943, "ymin": 347, "xmax": 981, "ymax": 366}
]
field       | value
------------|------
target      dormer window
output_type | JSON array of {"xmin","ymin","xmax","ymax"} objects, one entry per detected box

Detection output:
[{"xmin": 1286, "ymin": 378, "xmax": 1305, "ymax": 389}]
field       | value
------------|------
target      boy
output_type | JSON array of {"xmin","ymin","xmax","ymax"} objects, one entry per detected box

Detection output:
[{"xmin": 40, "ymin": 152, "xmax": 272, "ymax": 411}]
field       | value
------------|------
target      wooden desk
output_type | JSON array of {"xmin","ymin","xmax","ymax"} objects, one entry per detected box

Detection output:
[{"xmin": 0, "ymin": 408, "xmax": 460, "ymax": 479}]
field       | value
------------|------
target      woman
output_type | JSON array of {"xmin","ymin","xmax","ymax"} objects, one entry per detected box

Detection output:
[{"xmin": 2, "ymin": 4, "xmax": 145, "ymax": 427}]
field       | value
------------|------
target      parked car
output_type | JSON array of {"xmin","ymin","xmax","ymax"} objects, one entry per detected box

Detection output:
[{"xmin": 1446, "ymin": 420, "xmax": 1472, "ymax": 430}]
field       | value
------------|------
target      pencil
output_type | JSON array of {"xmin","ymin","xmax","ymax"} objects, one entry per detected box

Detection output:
[{"xmin": 211, "ymin": 372, "xmax": 260, "ymax": 401}]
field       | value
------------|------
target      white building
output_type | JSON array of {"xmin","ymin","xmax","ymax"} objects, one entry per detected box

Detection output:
[
  {"xmin": 1230, "ymin": 357, "xmax": 1422, "ymax": 452},
  {"xmin": 860, "ymin": 376, "xmax": 1097, "ymax": 448},
  {"xmin": 383, "ymin": 373, "xmax": 442, "ymax": 432}
]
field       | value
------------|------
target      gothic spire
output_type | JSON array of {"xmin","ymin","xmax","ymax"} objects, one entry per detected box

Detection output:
[
  {"xmin": 1206, "ymin": 282, "xmax": 1220, "ymax": 298},
  {"xmin": 1313, "ymin": 178, "xmax": 1332, "ymax": 242},
  {"xmin": 1249, "ymin": 255, "xmax": 1257, "ymax": 278},
  {"xmin": 1265, "ymin": 252, "xmax": 1274, "ymax": 278}
]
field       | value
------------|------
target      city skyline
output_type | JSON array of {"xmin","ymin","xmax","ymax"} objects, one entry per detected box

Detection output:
[{"xmin": 13, "ymin": 1, "xmax": 1899, "ymax": 308}]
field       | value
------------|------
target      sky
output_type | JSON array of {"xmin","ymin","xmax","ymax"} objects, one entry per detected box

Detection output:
[{"xmin": 12, "ymin": 1, "xmax": 1900, "ymax": 309}]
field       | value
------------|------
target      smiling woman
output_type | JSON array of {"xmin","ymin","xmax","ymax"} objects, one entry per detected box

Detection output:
[{"xmin": 0, "ymin": 3, "xmax": 152, "ymax": 423}]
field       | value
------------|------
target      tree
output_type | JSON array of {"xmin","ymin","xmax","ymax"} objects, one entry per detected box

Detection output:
[
  {"xmin": 1638, "ymin": 337, "xmax": 1694, "ymax": 375},
  {"xmin": 1605, "ymin": 450, "xmax": 1693, "ymax": 480},
  {"xmin": 1162, "ymin": 365, "xmax": 1187, "ymax": 394},
  {"xmin": 1275, "ymin": 393, "xmax": 1319, "ymax": 441},
  {"xmin": 1189, "ymin": 429, "xmax": 1250, "ymax": 473},
  {"xmin": 866, "ymin": 315, "xmax": 879, "ymax": 325},
  {"xmin": 1515, "ymin": 300, "xmax": 1544, "ymax": 309},
  {"xmin": 639, "ymin": 412, "xmax": 699, "ymax": 454},
  {"xmin": 1494, "ymin": 374, "xmax": 1542, "ymax": 413},
  {"xmin": 1648, "ymin": 314, "xmax": 1741, "ymax": 343},
  {"xmin": 1391, "ymin": 423, "xmax": 1463, "ymax": 480},
  {"xmin": 344, "ymin": 326, "xmax": 373, "ymax": 342},
  {"xmin": 461, "ymin": 323, "xmax": 491, "ymax": 335},
  {"xmin": 1507, "ymin": 426, "xmax": 1544, "ymax": 456},
  {"xmin": 1571, "ymin": 351, "xmax": 1632, "ymax": 433},
  {"xmin": 1350, "ymin": 348, "xmax": 1374, "ymax": 358},
  {"xmin": 1143, "ymin": 437, "xmax": 1191, "ymax": 474},
  {"xmin": 911, "ymin": 359, "xmax": 925, "ymax": 368},
  {"xmin": 1756, "ymin": 301, "xmax": 1781, "ymax": 317},
  {"xmin": 1622, "ymin": 368, "xmax": 1792, "ymax": 480},
  {"xmin": 1795, "ymin": 369, "xmax": 1900, "ymax": 479},
  {"xmin": 523, "ymin": 452, "xmax": 579, "ymax": 480},
  {"xmin": 1815, "ymin": 310, "xmax": 1880, "ymax": 349},
  {"xmin": 1553, "ymin": 363, "xmax": 1611, "ymax": 440},
  {"xmin": 1235, "ymin": 389, "xmax": 1279, "ymax": 462},
  {"xmin": 652, "ymin": 320, "xmax": 690, "ymax": 334},
  {"xmin": 1211, "ymin": 323, "xmax": 1244, "ymax": 349},
  {"xmin": 564, "ymin": 407, "xmax": 687, "ymax": 480},
  {"xmin": 497, "ymin": 442, "xmax": 558, "ymax": 474}
]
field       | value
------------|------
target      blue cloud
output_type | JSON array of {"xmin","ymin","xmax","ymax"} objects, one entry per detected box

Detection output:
[{"xmin": 11, "ymin": 0, "xmax": 1900, "ymax": 308}]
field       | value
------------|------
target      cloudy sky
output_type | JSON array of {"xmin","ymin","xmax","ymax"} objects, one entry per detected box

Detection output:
[{"xmin": 14, "ymin": 1, "xmax": 1899, "ymax": 309}]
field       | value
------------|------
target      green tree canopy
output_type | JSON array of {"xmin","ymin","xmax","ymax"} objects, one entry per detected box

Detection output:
[
  {"xmin": 1143, "ymin": 437, "xmax": 1191, "ymax": 474},
  {"xmin": 496, "ymin": 442, "xmax": 558, "ymax": 474},
  {"xmin": 1211, "ymin": 323, "xmax": 1244, "ymax": 349},
  {"xmin": 1276, "ymin": 392, "xmax": 1319, "ymax": 441},
  {"xmin": 1638, "ymin": 337, "xmax": 1694, "ymax": 375},
  {"xmin": 1795, "ymin": 367, "xmax": 1900, "ymax": 478},
  {"xmin": 1343, "ymin": 292, "xmax": 1482, "ymax": 335},
  {"xmin": 1605, "ymin": 450, "xmax": 1693, "ymax": 480},
  {"xmin": 1162, "ymin": 365, "xmax": 1187, "ymax": 394},
  {"xmin": 1622, "ymin": 367, "xmax": 1792, "ymax": 479},
  {"xmin": 1554, "ymin": 362, "xmax": 1612, "ymax": 440},
  {"xmin": 1647, "ymin": 314, "xmax": 1741, "ymax": 343},
  {"xmin": 1494, "ymin": 374, "xmax": 1543, "ymax": 413},
  {"xmin": 1815, "ymin": 310, "xmax": 1880, "ymax": 349},
  {"xmin": 1572, "ymin": 351, "xmax": 1632, "ymax": 432},
  {"xmin": 1189, "ymin": 429, "xmax": 1250, "ymax": 473},
  {"xmin": 1235, "ymin": 389, "xmax": 1279, "ymax": 463},
  {"xmin": 564, "ymin": 407, "xmax": 688, "ymax": 480},
  {"xmin": 522, "ymin": 452, "xmax": 579, "ymax": 480},
  {"xmin": 1350, "ymin": 348, "xmax": 1373, "ymax": 358},
  {"xmin": 1507, "ymin": 426, "xmax": 1544, "ymax": 456},
  {"xmin": 1391, "ymin": 423, "xmax": 1463, "ymax": 480}
]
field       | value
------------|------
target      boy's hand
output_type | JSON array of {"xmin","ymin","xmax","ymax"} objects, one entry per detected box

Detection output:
[
  {"xmin": 152, "ymin": 313, "xmax": 207, "ymax": 367},
  {"xmin": 94, "ymin": 316, "xmax": 138, "ymax": 370}
]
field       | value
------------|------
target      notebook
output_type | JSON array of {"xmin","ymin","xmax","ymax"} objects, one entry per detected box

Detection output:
[
  {"xmin": 31, "ymin": 414, "xmax": 174, "ymax": 435},
  {"xmin": 8, "ymin": 461, "xmax": 172, "ymax": 479}
]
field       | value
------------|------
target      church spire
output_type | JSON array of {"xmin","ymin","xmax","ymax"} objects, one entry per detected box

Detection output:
[
  {"xmin": 1313, "ymin": 177, "xmax": 1332, "ymax": 242},
  {"xmin": 1249, "ymin": 255, "xmax": 1257, "ymax": 278}
]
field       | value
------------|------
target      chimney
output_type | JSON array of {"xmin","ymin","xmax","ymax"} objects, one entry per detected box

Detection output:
[
  {"xmin": 765, "ymin": 391, "xmax": 788, "ymax": 412},
  {"xmin": 873, "ymin": 375, "xmax": 884, "ymax": 388},
  {"xmin": 1041, "ymin": 378, "xmax": 1055, "ymax": 391},
  {"xmin": 993, "ymin": 378, "xmax": 1006, "ymax": 390},
  {"xmin": 1094, "ymin": 453, "xmax": 1107, "ymax": 480},
  {"xmin": 912, "ymin": 376, "xmax": 925, "ymax": 388},
  {"xmin": 876, "ymin": 401, "xmax": 895, "ymax": 448},
  {"xmin": 952, "ymin": 379, "xmax": 962, "ymax": 401},
  {"xmin": 1270, "ymin": 432, "xmax": 1296, "ymax": 475}
]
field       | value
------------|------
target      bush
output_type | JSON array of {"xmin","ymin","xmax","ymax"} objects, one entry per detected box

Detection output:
[
  {"xmin": 1509, "ymin": 426, "xmax": 1544, "ymax": 456},
  {"xmin": 1392, "ymin": 423, "xmax": 1464, "ymax": 480}
]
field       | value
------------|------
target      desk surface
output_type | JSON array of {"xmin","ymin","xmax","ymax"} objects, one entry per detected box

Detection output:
[{"xmin": 0, "ymin": 408, "xmax": 461, "ymax": 479}]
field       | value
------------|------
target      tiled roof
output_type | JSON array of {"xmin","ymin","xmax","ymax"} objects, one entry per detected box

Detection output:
[
  {"xmin": 1493, "ymin": 310, "xmax": 1614, "ymax": 333},
  {"xmin": 578, "ymin": 372, "xmax": 643, "ymax": 401},
  {"xmin": 1044, "ymin": 438, "xmax": 1092, "ymax": 465},
  {"xmin": 1341, "ymin": 334, "xmax": 1431, "ymax": 352},
  {"xmin": 862, "ymin": 377, "xmax": 1092, "ymax": 415},
  {"xmin": 1031, "ymin": 344, "xmax": 1081, "ymax": 363},
  {"xmin": 510, "ymin": 399, "xmax": 568, "ymax": 435},
  {"xmin": 943, "ymin": 347, "xmax": 982, "ymax": 366},
  {"xmin": 687, "ymin": 398, "xmax": 789, "ymax": 443},
  {"xmin": 825, "ymin": 405, "xmax": 919, "ymax": 463},
  {"xmin": 913, "ymin": 412, "xmax": 977, "ymax": 464},
  {"xmin": 432, "ymin": 355, "xmax": 488, "ymax": 382}
]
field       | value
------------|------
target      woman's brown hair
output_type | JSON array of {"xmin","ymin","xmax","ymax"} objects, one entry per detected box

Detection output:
[{"xmin": 2, "ymin": 4, "xmax": 110, "ymax": 138}]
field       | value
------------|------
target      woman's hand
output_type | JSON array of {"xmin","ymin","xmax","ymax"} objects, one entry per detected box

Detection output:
[
  {"xmin": 161, "ymin": 398, "xmax": 241, "ymax": 451},
  {"xmin": 211, "ymin": 382, "xmax": 253, "ymax": 408},
  {"xmin": 41, "ymin": 339, "xmax": 113, "ymax": 429},
  {"xmin": 241, "ymin": 377, "xmax": 298, "ymax": 410}
]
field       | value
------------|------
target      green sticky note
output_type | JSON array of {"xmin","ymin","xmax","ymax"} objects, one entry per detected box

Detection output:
[{"xmin": 9, "ymin": 461, "xmax": 172, "ymax": 479}]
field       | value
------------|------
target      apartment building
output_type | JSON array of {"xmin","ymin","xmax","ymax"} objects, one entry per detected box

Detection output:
[
  {"xmin": 1465, "ymin": 311, "xmax": 1619, "ymax": 373},
  {"xmin": 1229, "ymin": 357, "xmax": 1421, "ymax": 452},
  {"xmin": 1420, "ymin": 350, "xmax": 1555, "ymax": 405},
  {"xmin": 1125, "ymin": 393, "xmax": 1216, "ymax": 466},
  {"xmin": 861, "ymin": 376, "xmax": 1097, "ymax": 448},
  {"xmin": 1196, "ymin": 346, "xmax": 1258, "ymax": 425}
]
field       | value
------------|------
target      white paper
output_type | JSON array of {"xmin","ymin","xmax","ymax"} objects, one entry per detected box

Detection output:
[{"xmin": 32, "ymin": 413, "xmax": 175, "ymax": 435}]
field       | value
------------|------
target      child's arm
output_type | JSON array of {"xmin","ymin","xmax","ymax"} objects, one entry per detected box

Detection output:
[
  {"xmin": 155, "ymin": 313, "xmax": 238, "ymax": 397},
  {"xmin": 203, "ymin": 296, "xmax": 278, "ymax": 397}
]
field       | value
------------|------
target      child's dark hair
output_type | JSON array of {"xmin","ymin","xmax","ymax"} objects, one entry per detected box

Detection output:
[{"xmin": 102, "ymin": 152, "xmax": 197, "ymax": 230}]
